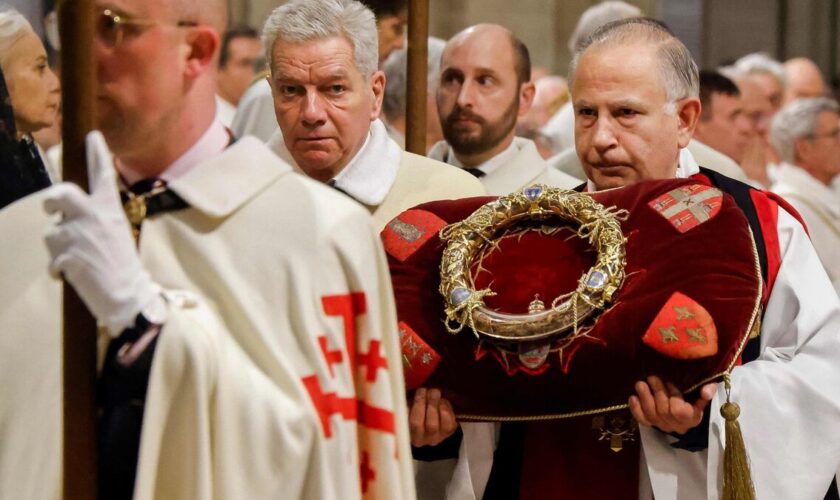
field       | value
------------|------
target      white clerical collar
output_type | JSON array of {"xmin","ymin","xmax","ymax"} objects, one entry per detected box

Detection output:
[
  {"xmin": 118, "ymin": 120, "xmax": 230, "ymax": 185},
  {"xmin": 266, "ymin": 119, "xmax": 402, "ymax": 207},
  {"xmin": 329, "ymin": 120, "xmax": 401, "ymax": 206},
  {"xmin": 215, "ymin": 95, "xmax": 237, "ymax": 129},
  {"xmin": 446, "ymin": 137, "xmax": 521, "ymax": 176},
  {"xmin": 585, "ymin": 147, "xmax": 698, "ymax": 191}
]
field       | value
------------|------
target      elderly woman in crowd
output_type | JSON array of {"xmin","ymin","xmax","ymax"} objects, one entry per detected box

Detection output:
[{"xmin": 0, "ymin": 8, "xmax": 60, "ymax": 209}]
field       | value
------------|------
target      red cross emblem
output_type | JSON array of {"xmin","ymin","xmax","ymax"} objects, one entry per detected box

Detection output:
[
  {"xmin": 318, "ymin": 336, "xmax": 343, "ymax": 377},
  {"xmin": 648, "ymin": 184, "xmax": 723, "ymax": 233},
  {"xmin": 359, "ymin": 451, "xmax": 376, "ymax": 493},
  {"xmin": 302, "ymin": 293, "xmax": 396, "ymax": 438},
  {"xmin": 357, "ymin": 339, "xmax": 388, "ymax": 383}
]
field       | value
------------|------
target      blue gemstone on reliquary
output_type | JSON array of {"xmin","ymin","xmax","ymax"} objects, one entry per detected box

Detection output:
[{"xmin": 451, "ymin": 287, "xmax": 472, "ymax": 305}]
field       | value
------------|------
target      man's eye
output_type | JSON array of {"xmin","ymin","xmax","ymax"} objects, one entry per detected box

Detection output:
[
  {"xmin": 330, "ymin": 85, "xmax": 345, "ymax": 94},
  {"xmin": 578, "ymin": 108, "xmax": 596, "ymax": 117},
  {"xmin": 281, "ymin": 86, "xmax": 299, "ymax": 96},
  {"xmin": 477, "ymin": 76, "xmax": 493, "ymax": 86},
  {"xmin": 620, "ymin": 108, "xmax": 637, "ymax": 117}
]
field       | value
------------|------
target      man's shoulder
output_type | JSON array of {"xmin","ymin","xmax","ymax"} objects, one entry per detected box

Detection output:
[
  {"xmin": 398, "ymin": 151, "xmax": 486, "ymax": 195},
  {"xmin": 687, "ymin": 140, "xmax": 749, "ymax": 183},
  {"xmin": 537, "ymin": 163, "xmax": 582, "ymax": 189},
  {"xmin": 546, "ymin": 148, "xmax": 586, "ymax": 182},
  {"xmin": 177, "ymin": 137, "xmax": 371, "ymax": 225}
]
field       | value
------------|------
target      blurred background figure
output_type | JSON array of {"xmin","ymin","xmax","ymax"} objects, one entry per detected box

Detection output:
[
  {"xmin": 215, "ymin": 26, "xmax": 263, "ymax": 128},
  {"xmin": 734, "ymin": 52, "xmax": 786, "ymax": 113},
  {"xmin": 364, "ymin": 0, "xmax": 408, "ymax": 65},
  {"xmin": 515, "ymin": 75, "xmax": 568, "ymax": 159},
  {"xmin": 783, "ymin": 57, "xmax": 828, "ymax": 104},
  {"xmin": 382, "ymin": 37, "xmax": 446, "ymax": 150},
  {"xmin": 694, "ymin": 70, "xmax": 752, "ymax": 168},
  {"xmin": 0, "ymin": 7, "xmax": 59, "ymax": 209},
  {"xmin": 770, "ymin": 97, "xmax": 840, "ymax": 289},
  {"xmin": 723, "ymin": 53, "xmax": 786, "ymax": 187},
  {"xmin": 541, "ymin": 1, "xmax": 642, "ymax": 155}
]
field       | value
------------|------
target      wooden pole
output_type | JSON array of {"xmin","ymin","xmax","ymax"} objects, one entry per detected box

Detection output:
[
  {"xmin": 405, "ymin": 0, "xmax": 429, "ymax": 155},
  {"xmin": 58, "ymin": 1, "xmax": 98, "ymax": 498}
]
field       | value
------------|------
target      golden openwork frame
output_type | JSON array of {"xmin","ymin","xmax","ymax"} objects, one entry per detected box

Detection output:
[{"xmin": 439, "ymin": 185, "xmax": 628, "ymax": 343}]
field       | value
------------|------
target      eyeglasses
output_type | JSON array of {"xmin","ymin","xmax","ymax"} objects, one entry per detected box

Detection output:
[{"xmin": 96, "ymin": 8, "xmax": 198, "ymax": 47}]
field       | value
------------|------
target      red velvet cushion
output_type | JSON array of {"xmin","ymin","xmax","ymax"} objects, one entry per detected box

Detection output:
[{"xmin": 383, "ymin": 178, "xmax": 761, "ymax": 420}]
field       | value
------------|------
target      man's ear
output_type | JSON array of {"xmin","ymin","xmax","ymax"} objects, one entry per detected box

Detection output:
[
  {"xmin": 793, "ymin": 136, "xmax": 812, "ymax": 164},
  {"xmin": 676, "ymin": 97, "xmax": 701, "ymax": 148},
  {"xmin": 183, "ymin": 26, "xmax": 221, "ymax": 79},
  {"xmin": 518, "ymin": 81, "xmax": 536, "ymax": 117},
  {"xmin": 369, "ymin": 70, "xmax": 386, "ymax": 120}
]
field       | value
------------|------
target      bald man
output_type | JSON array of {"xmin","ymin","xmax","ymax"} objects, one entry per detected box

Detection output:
[
  {"xmin": 784, "ymin": 57, "xmax": 828, "ymax": 104},
  {"xmin": 6, "ymin": 0, "xmax": 416, "ymax": 497},
  {"xmin": 427, "ymin": 24, "xmax": 577, "ymax": 194}
]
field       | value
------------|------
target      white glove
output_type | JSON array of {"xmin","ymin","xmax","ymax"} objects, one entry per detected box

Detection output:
[{"xmin": 43, "ymin": 131, "xmax": 165, "ymax": 337}]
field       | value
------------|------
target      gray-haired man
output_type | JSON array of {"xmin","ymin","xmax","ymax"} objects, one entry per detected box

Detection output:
[
  {"xmin": 265, "ymin": 0, "xmax": 483, "ymax": 229},
  {"xmin": 771, "ymin": 97, "xmax": 840, "ymax": 288}
]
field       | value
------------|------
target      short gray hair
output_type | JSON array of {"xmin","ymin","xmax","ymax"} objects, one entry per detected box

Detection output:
[
  {"xmin": 567, "ymin": 1, "xmax": 642, "ymax": 54},
  {"xmin": 262, "ymin": 0, "xmax": 378, "ymax": 78},
  {"xmin": 382, "ymin": 37, "xmax": 445, "ymax": 122},
  {"xmin": 569, "ymin": 18, "xmax": 699, "ymax": 106},
  {"xmin": 0, "ymin": 7, "xmax": 32, "ymax": 68},
  {"xmin": 733, "ymin": 52, "xmax": 786, "ymax": 89},
  {"xmin": 770, "ymin": 97, "xmax": 839, "ymax": 164}
]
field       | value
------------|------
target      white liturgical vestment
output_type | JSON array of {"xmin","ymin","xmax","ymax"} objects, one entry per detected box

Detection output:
[{"xmin": 0, "ymin": 133, "xmax": 416, "ymax": 500}]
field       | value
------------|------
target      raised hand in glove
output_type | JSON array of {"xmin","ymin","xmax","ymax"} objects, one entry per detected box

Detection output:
[{"xmin": 43, "ymin": 131, "xmax": 166, "ymax": 337}]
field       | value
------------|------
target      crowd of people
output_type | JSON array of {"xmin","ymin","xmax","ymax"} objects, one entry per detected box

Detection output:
[{"xmin": 1, "ymin": 0, "xmax": 840, "ymax": 498}]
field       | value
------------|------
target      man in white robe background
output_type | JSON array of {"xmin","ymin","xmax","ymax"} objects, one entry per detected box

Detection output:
[
  {"xmin": 264, "ymin": 0, "xmax": 484, "ymax": 230},
  {"xmin": 214, "ymin": 25, "xmax": 263, "ymax": 128},
  {"xmin": 1, "ymin": 0, "xmax": 417, "ymax": 498},
  {"xmin": 426, "ymin": 24, "xmax": 579, "ymax": 195},
  {"xmin": 770, "ymin": 97, "xmax": 840, "ymax": 290}
]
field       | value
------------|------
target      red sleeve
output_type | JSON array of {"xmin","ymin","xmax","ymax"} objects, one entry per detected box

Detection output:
[{"xmin": 748, "ymin": 189, "xmax": 810, "ymax": 302}]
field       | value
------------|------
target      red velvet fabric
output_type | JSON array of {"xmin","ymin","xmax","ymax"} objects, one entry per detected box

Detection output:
[{"xmin": 383, "ymin": 178, "xmax": 761, "ymax": 419}]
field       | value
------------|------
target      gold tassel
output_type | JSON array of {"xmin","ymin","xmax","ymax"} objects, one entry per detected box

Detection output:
[{"xmin": 721, "ymin": 374, "xmax": 756, "ymax": 500}]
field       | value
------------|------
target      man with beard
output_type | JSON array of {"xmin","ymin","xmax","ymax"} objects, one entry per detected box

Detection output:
[
  {"xmin": 427, "ymin": 24, "xmax": 578, "ymax": 195},
  {"xmin": 412, "ymin": 23, "xmax": 576, "ymax": 500}
]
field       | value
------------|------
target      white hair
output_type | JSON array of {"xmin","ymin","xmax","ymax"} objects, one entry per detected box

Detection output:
[
  {"xmin": 262, "ymin": 0, "xmax": 378, "ymax": 78},
  {"xmin": 382, "ymin": 37, "xmax": 445, "ymax": 122},
  {"xmin": 567, "ymin": 1, "xmax": 642, "ymax": 54},
  {"xmin": 770, "ymin": 97, "xmax": 839, "ymax": 164},
  {"xmin": 569, "ymin": 18, "xmax": 699, "ymax": 108},
  {"xmin": 0, "ymin": 7, "xmax": 32, "ymax": 68},
  {"xmin": 733, "ymin": 52, "xmax": 786, "ymax": 89}
]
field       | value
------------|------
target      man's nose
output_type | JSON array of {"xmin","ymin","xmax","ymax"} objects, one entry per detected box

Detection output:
[
  {"xmin": 455, "ymin": 79, "xmax": 476, "ymax": 108},
  {"xmin": 301, "ymin": 91, "xmax": 327, "ymax": 127},
  {"xmin": 736, "ymin": 115, "xmax": 752, "ymax": 135},
  {"xmin": 47, "ymin": 67, "xmax": 60, "ymax": 94},
  {"xmin": 591, "ymin": 116, "xmax": 618, "ymax": 151}
]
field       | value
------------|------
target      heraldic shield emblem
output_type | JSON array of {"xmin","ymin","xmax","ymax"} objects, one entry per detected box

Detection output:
[{"xmin": 382, "ymin": 178, "xmax": 762, "ymax": 422}]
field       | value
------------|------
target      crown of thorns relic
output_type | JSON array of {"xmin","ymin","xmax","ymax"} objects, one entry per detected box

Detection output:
[{"xmin": 439, "ymin": 185, "xmax": 627, "ymax": 350}]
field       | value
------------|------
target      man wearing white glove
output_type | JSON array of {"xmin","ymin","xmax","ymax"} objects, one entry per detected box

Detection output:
[
  {"xmin": 0, "ymin": 0, "xmax": 416, "ymax": 499},
  {"xmin": 44, "ymin": 132, "xmax": 166, "ymax": 341}
]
